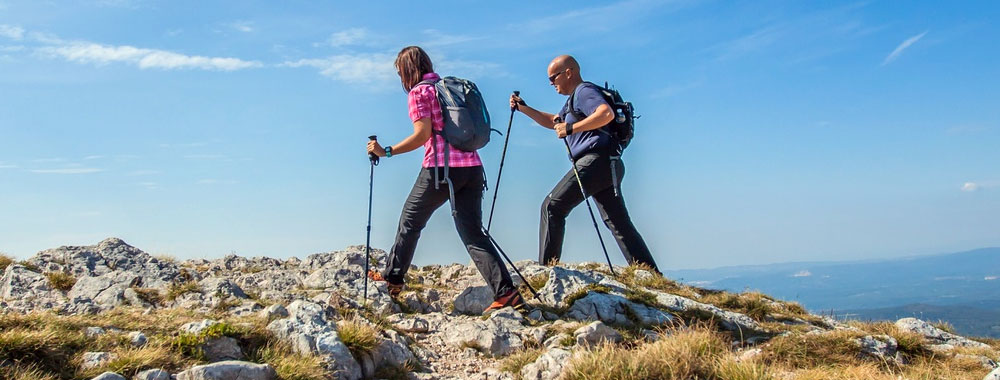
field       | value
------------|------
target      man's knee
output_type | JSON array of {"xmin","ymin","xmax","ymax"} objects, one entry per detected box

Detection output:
[{"xmin": 541, "ymin": 194, "xmax": 570, "ymax": 219}]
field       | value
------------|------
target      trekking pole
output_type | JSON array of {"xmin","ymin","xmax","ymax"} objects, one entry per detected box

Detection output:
[
  {"xmin": 363, "ymin": 135, "xmax": 379, "ymax": 306},
  {"xmin": 561, "ymin": 138, "xmax": 617, "ymax": 276},
  {"xmin": 482, "ymin": 228, "xmax": 541, "ymax": 300},
  {"xmin": 486, "ymin": 90, "xmax": 519, "ymax": 232}
]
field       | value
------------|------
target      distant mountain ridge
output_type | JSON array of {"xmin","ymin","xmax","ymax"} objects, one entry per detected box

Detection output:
[{"xmin": 665, "ymin": 248, "xmax": 1000, "ymax": 336}]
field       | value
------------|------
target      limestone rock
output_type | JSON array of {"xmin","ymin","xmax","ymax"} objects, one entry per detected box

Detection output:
[
  {"xmin": 260, "ymin": 304, "xmax": 289, "ymax": 320},
  {"xmin": 90, "ymin": 373, "xmax": 126, "ymax": 380},
  {"xmin": 574, "ymin": 321, "xmax": 623, "ymax": 347},
  {"xmin": 453, "ymin": 286, "xmax": 493, "ymax": 315},
  {"xmin": 133, "ymin": 369, "xmax": 171, "ymax": 380},
  {"xmin": 565, "ymin": 292, "xmax": 672, "ymax": 327},
  {"xmin": 203, "ymin": 336, "xmax": 243, "ymax": 362},
  {"xmin": 267, "ymin": 300, "xmax": 361, "ymax": 380},
  {"xmin": 68, "ymin": 271, "xmax": 140, "ymax": 308},
  {"xmin": 0, "ymin": 264, "xmax": 65, "ymax": 312},
  {"xmin": 895, "ymin": 318, "xmax": 991, "ymax": 350},
  {"xmin": 521, "ymin": 348, "xmax": 571, "ymax": 380},
  {"xmin": 81, "ymin": 351, "xmax": 116, "ymax": 370},
  {"xmin": 984, "ymin": 367, "xmax": 1000, "ymax": 380},
  {"xmin": 176, "ymin": 361, "xmax": 277, "ymax": 380}
]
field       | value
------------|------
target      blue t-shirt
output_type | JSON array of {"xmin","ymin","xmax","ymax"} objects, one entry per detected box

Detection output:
[{"xmin": 559, "ymin": 82, "xmax": 612, "ymax": 159}]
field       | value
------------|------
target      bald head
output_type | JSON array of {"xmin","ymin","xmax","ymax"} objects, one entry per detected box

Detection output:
[
  {"xmin": 548, "ymin": 55, "xmax": 580, "ymax": 74},
  {"xmin": 547, "ymin": 55, "xmax": 583, "ymax": 95}
]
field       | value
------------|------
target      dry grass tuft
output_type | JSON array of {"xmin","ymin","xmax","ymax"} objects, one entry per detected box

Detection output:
[
  {"xmin": 499, "ymin": 348, "xmax": 544, "ymax": 380},
  {"xmin": 44, "ymin": 271, "xmax": 76, "ymax": 291},
  {"xmin": 0, "ymin": 253, "xmax": 14, "ymax": 272},
  {"xmin": 562, "ymin": 326, "xmax": 770, "ymax": 380},
  {"xmin": 761, "ymin": 329, "xmax": 866, "ymax": 368},
  {"xmin": 0, "ymin": 361, "xmax": 59, "ymax": 380},
  {"xmin": 165, "ymin": 281, "xmax": 201, "ymax": 301},
  {"xmin": 252, "ymin": 341, "xmax": 330, "ymax": 380},
  {"xmin": 338, "ymin": 318, "xmax": 379, "ymax": 359}
]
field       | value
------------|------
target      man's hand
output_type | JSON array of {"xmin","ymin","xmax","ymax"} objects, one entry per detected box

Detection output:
[
  {"xmin": 510, "ymin": 94, "xmax": 526, "ymax": 111},
  {"xmin": 367, "ymin": 140, "xmax": 386, "ymax": 157},
  {"xmin": 554, "ymin": 122, "xmax": 569, "ymax": 138}
]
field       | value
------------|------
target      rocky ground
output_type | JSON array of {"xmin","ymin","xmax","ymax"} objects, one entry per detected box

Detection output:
[{"xmin": 1, "ymin": 237, "xmax": 999, "ymax": 380}]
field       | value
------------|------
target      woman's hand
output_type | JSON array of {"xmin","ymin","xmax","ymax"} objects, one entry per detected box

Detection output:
[{"xmin": 367, "ymin": 140, "xmax": 386, "ymax": 157}]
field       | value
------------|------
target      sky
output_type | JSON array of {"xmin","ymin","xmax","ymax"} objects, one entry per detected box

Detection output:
[{"xmin": 1, "ymin": 1, "xmax": 998, "ymax": 270}]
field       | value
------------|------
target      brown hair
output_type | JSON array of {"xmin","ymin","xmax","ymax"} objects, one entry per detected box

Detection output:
[{"xmin": 395, "ymin": 46, "xmax": 434, "ymax": 92}]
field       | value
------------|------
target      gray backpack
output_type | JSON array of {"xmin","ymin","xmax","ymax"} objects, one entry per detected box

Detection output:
[
  {"xmin": 417, "ymin": 76, "xmax": 494, "ymax": 215},
  {"xmin": 419, "ymin": 76, "xmax": 493, "ymax": 152}
]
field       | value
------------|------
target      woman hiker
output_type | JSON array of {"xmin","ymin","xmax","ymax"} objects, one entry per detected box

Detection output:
[{"xmin": 365, "ymin": 46, "xmax": 525, "ymax": 315}]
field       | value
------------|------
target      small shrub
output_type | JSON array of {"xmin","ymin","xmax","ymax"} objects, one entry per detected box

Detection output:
[
  {"xmin": 45, "ymin": 271, "xmax": 77, "ymax": 291},
  {"xmin": 563, "ymin": 284, "xmax": 612, "ymax": 308}
]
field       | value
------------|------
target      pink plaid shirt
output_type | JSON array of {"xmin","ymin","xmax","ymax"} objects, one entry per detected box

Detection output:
[{"xmin": 408, "ymin": 73, "xmax": 482, "ymax": 168}]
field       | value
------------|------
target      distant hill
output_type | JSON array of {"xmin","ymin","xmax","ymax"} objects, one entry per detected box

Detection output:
[{"xmin": 665, "ymin": 248, "xmax": 1000, "ymax": 336}]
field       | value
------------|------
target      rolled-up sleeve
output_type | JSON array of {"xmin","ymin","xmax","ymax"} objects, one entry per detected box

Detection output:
[{"xmin": 408, "ymin": 87, "xmax": 434, "ymax": 122}]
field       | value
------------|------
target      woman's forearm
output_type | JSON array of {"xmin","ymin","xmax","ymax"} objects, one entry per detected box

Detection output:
[{"xmin": 389, "ymin": 117, "xmax": 433, "ymax": 155}]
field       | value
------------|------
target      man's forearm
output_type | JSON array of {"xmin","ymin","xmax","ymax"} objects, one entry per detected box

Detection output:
[{"xmin": 519, "ymin": 105, "xmax": 557, "ymax": 129}]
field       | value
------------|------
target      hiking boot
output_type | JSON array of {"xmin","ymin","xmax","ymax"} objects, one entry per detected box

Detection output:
[
  {"xmin": 482, "ymin": 290, "xmax": 525, "ymax": 315},
  {"xmin": 367, "ymin": 270, "xmax": 404, "ymax": 297}
]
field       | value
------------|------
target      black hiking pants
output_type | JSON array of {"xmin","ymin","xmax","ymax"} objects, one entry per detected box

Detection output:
[
  {"xmin": 382, "ymin": 166, "xmax": 516, "ymax": 298},
  {"xmin": 539, "ymin": 151, "xmax": 660, "ymax": 272}
]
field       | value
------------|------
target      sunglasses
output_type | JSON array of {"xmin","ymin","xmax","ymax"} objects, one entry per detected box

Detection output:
[{"xmin": 548, "ymin": 68, "xmax": 568, "ymax": 84}]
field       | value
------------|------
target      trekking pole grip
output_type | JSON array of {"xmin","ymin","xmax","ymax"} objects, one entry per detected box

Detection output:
[
  {"xmin": 368, "ymin": 135, "xmax": 379, "ymax": 164},
  {"xmin": 511, "ymin": 91, "xmax": 521, "ymax": 111}
]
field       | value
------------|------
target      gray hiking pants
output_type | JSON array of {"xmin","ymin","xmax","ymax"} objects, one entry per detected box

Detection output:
[
  {"xmin": 382, "ymin": 166, "xmax": 515, "ymax": 298},
  {"xmin": 539, "ymin": 152, "xmax": 660, "ymax": 272}
]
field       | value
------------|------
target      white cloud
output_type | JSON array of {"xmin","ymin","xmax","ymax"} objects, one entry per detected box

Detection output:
[
  {"xmin": 0, "ymin": 24, "xmax": 24, "ymax": 40},
  {"xmin": 0, "ymin": 162, "xmax": 16, "ymax": 169},
  {"xmin": 962, "ymin": 181, "xmax": 999, "ymax": 192},
  {"xmin": 136, "ymin": 181, "xmax": 158, "ymax": 189},
  {"xmin": 183, "ymin": 154, "xmax": 227, "ymax": 160},
  {"xmin": 38, "ymin": 42, "xmax": 263, "ymax": 71},
  {"xmin": 282, "ymin": 53, "xmax": 396, "ymax": 85},
  {"xmin": 227, "ymin": 21, "xmax": 254, "ymax": 33},
  {"xmin": 31, "ymin": 168, "xmax": 104, "ymax": 174},
  {"xmin": 327, "ymin": 28, "xmax": 368, "ymax": 47},
  {"xmin": 511, "ymin": 0, "xmax": 675, "ymax": 35},
  {"xmin": 882, "ymin": 31, "xmax": 928, "ymax": 66},
  {"xmin": 792, "ymin": 270, "xmax": 812, "ymax": 277},
  {"xmin": 32, "ymin": 157, "xmax": 65, "ymax": 163},
  {"xmin": 128, "ymin": 170, "xmax": 159, "ymax": 176},
  {"xmin": 1, "ymin": 45, "xmax": 25, "ymax": 52},
  {"xmin": 83, "ymin": 155, "xmax": 104, "ymax": 160},
  {"xmin": 986, "ymin": 276, "xmax": 997, "ymax": 281}
]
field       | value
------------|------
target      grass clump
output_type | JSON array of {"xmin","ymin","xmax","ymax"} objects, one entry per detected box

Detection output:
[
  {"xmin": 0, "ymin": 253, "xmax": 13, "ymax": 272},
  {"xmin": 563, "ymin": 326, "xmax": 770, "ymax": 380},
  {"xmin": 44, "ymin": 271, "xmax": 76, "ymax": 291},
  {"xmin": 701, "ymin": 291, "xmax": 777, "ymax": 321},
  {"xmin": 251, "ymin": 341, "xmax": 329, "ymax": 380},
  {"xmin": 131, "ymin": 287, "xmax": 163, "ymax": 306},
  {"xmin": 761, "ymin": 329, "xmax": 865, "ymax": 368},
  {"xmin": 166, "ymin": 281, "xmax": 201, "ymax": 301},
  {"xmin": 563, "ymin": 284, "xmax": 613, "ymax": 308},
  {"xmin": 77, "ymin": 345, "xmax": 189, "ymax": 379},
  {"xmin": 16, "ymin": 260, "xmax": 41, "ymax": 273},
  {"xmin": 338, "ymin": 318, "xmax": 379, "ymax": 359},
  {"xmin": 499, "ymin": 348, "xmax": 544, "ymax": 380}
]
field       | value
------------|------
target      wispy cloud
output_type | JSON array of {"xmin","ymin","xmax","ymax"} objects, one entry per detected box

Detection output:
[
  {"xmin": 710, "ymin": 26, "xmax": 785, "ymax": 61},
  {"xmin": 0, "ymin": 24, "xmax": 24, "ymax": 40},
  {"xmin": 0, "ymin": 162, "xmax": 17, "ymax": 169},
  {"xmin": 282, "ymin": 52, "xmax": 396, "ymax": 85},
  {"xmin": 961, "ymin": 181, "xmax": 999, "ymax": 192},
  {"xmin": 31, "ymin": 168, "xmax": 104, "ymax": 174},
  {"xmin": 136, "ymin": 181, "xmax": 158, "ymax": 189},
  {"xmin": 32, "ymin": 158, "xmax": 65, "ymax": 163},
  {"xmin": 882, "ymin": 31, "xmax": 928, "ymax": 66},
  {"xmin": 38, "ymin": 42, "xmax": 263, "ymax": 71},
  {"xmin": 83, "ymin": 155, "xmax": 104, "ymax": 160},
  {"xmin": 226, "ymin": 21, "xmax": 255, "ymax": 33},
  {"xmin": 326, "ymin": 28, "xmax": 369, "ymax": 47},
  {"xmin": 160, "ymin": 142, "xmax": 208, "ymax": 148}
]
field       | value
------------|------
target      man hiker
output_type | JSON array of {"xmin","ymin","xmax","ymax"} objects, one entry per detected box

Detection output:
[
  {"xmin": 510, "ymin": 55, "xmax": 661, "ymax": 273},
  {"xmin": 366, "ymin": 46, "xmax": 525, "ymax": 314}
]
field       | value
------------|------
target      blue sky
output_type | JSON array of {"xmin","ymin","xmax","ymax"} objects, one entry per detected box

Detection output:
[{"xmin": 1, "ymin": 1, "xmax": 997, "ymax": 270}]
